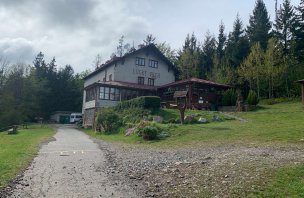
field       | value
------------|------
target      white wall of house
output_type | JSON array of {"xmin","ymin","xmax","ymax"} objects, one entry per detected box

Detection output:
[
  {"xmin": 84, "ymin": 66, "xmax": 115, "ymax": 87},
  {"xmin": 114, "ymin": 50, "xmax": 175, "ymax": 85}
]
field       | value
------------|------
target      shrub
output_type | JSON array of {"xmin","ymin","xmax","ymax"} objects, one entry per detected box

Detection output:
[
  {"xmin": 136, "ymin": 121, "xmax": 163, "ymax": 140},
  {"xmin": 115, "ymin": 96, "xmax": 160, "ymax": 110},
  {"xmin": 120, "ymin": 108, "xmax": 150, "ymax": 123},
  {"xmin": 247, "ymin": 90, "xmax": 259, "ymax": 105},
  {"xmin": 140, "ymin": 125, "xmax": 159, "ymax": 140},
  {"xmin": 222, "ymin": 89, "xmax": 237, "ymax": 106},
  {"xmin": 95, "ymin": 109, "xmax": 122, "ymax": 133}
]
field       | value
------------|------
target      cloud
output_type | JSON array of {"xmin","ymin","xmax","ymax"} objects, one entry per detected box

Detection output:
[
  {"xmin": 0, "ymin": 0, "xmax": 150, "ymax": 72},
  {"xmin": 0, "ymin": 38, "xmax": 35, "ymax": 63}
]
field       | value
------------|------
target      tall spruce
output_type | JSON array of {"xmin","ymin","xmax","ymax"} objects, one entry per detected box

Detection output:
[
  {"xmin": 294, "ymin": 0, "xmax": 304, "ymax": 60},
  {"xmin": 202, "ymin": 31, "xmax": 217, "ymax": 78},
  {"xmin": 177, "ymin": 33, "xmax": 202, "ymax": 79},
  {"xmin": 225, "ymin": 14, "xmax": 250, "ymax": 68},
  {"xmin": 274, "ymin": 0, "xmax": 296, "ymax": 53},
  {"xmin": 217, "ymin": 21, "xmax": 226, "ymax": 59},
  {"xmin": 247, "ymin": 0, "xmax": 272, "ymax": 49}
]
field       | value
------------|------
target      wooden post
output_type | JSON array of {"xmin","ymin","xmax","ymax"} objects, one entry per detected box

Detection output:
[
  {"xmin": 302, "ymin": 84, "xmax": 304, "ymax": 105},
  {"xmin": 188, "ymin": 84, "xmax": 192, "ymax": 108}
]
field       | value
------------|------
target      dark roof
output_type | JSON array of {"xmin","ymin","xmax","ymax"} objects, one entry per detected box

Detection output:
[
  {"xmin": 297, "ymin": 79, "xmax": 304, "ymax": 84},
  {"xmin": 158, "ymin": 77, "xmax": 232, "ymax": 89},
  {"xmin": 84, "ymin": 44, "xmax": 177, "ymax": 80},
  {"xmin": 85, "ymin": 81, "xmax": 158, "ymax": 91}
]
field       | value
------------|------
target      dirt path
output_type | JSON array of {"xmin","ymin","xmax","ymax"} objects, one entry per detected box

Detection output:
[
  {"xmin": 9, "ymin": 126, "xmax": 136, "ymax": 198},
  {"xmin": 97, "ymin": 141, "xmax": 304, "ymax": 197}
]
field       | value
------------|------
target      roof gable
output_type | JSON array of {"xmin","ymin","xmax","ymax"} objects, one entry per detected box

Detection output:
[{"xmin": 84, "ymin": 44, "xmax": 177, "ymax": 80}]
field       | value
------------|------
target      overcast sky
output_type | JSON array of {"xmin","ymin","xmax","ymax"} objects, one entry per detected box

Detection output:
[{"xmin": 0, "ymin": 0, "xmax": 301, "ymax": 73}]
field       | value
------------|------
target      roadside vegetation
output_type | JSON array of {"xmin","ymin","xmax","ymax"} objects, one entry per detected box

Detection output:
[
  {"xmin": 83, "ymin": 99, "xmax": 304, "ymax": 197},
  {"xmin": 84, "ymin": 100, "xmax": 304, "ymax": 147},
  {"xmin": 0, "ymin": 125, "xmax": 54, "ymax": 188}
]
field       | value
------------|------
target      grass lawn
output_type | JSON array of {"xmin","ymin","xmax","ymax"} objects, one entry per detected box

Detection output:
[
  {"xmin": 83, "ymin": 101, "xmax": 304, "ymax": 196},
  {"xmin": 249, "ymin": 166, "xmax": 304, "ymax": 198},
  {"xmin": 0, "ymin": 124, "xmax": 54, "ymax": 188},
  {"xmin": 83, "ymin": 102, "xmax": 304, "ymax": 147}
]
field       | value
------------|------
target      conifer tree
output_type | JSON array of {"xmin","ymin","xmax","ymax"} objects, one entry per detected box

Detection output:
[
  {"xmin": 247, "ymin": 0, "xmax": 272, "ymax": 49},
  {"xmin": 294, "ymin": 0, "xmax": 304, "ymax": 60},
  {"xmin": 225, "ymin": 14, "xmax": 250, "ymax": 68},
  {"xmin": 274, "ymin": 0, "xmax": 296, "ymax": 53},
  {"xmin": 217, "ymin": 21, "xmax": 226, "ymax": 59}
]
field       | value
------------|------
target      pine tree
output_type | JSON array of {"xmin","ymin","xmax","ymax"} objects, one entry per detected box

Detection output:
[
  {"xmin": 143, "ymin": 34, "xmax": 156, "ymax": 45},
  {"xmin": 202, "ymin": 31, "xmax": 216, "ymax": 78},
  {"xmin": 274, "ymin": 0, "xmax": 296, "ymax": 54},
  {"xmin": 177, "ymin": 33, "xmax": 202, "ymax": 79},
  {"xmin": 217, "ymin": 21, "xmax": 226, "ymax": 59},
  {"xmin": 247, "ymin": 0, "xmax": 272, "ymax": 49},
  {"xmin": 225, "ymin": 14, "xmax": 250, "ymax": 68},
  {"xmin": 294, "ymin": 0, "xmax": 304, "ymax": 60}
]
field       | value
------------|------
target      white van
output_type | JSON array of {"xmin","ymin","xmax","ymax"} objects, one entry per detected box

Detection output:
[{"xmin": 70, "ymin": 113, "xmax": 82, "ymax": 123}]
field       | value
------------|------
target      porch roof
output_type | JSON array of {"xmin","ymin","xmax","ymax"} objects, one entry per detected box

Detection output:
[
  {"xmin": 85, "ymin": 80, "xmax": 158, "ymax": 91},
  {"xmin": 158, "ymin": 77, "xmax": 232, "ymax": 89}
]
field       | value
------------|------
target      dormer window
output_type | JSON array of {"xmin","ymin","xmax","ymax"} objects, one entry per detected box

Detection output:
[{"xmin": 135, "ymin": 57, "xmax": 145, "ymax": 66}]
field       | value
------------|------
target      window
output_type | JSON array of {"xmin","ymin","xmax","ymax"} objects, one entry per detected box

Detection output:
[
  {"xmin": 99, "ymin": 86, "xmax": 120, "ymax": 101},
  {"xmin": 148, "ymin": 78, "xmax": 155, "ymax": 86},
  {"xmin": 99, "ymin": 87, "xmax": 105, "ymax": 99},
  {"xmin": 135, "ymin": 57, "xmax": 145, "ymax": 66},
  {"xmin": 138, "ymin": 77, "xmax": 145, "ymax": 85},
  {"xmin": 149, "ymin": 59, "xmax": 158, "ymax": 68},
  {"xmin": 86, "ymin": 88, "xmax": 96, "ymax": 102},
  {"xmin": 104, "ymin": 87, "xmax": 110, "ymax": 100},
  {"xmin": 109, "ymin": 74, "xmax": 112, "ymax": 81},
  {"xmin": 115, "ymin": 89, "xmax": 120, "ymax": 101},
  {"xmin": 110, "ymin": 88, "xmax": 115, "ymax": 100}
]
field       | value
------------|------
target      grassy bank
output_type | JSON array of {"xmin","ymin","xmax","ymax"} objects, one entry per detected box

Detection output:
[
  {"xmin": 84, "ymin": 102, "xmax": 304, "ymax": 147},
  {"xmin": 249, "ymin": 165, "xmax": 304, "ymax": 197},
  {"xmin": 0, "ymin": 125, "xmax": 54, "ymax": 188}
]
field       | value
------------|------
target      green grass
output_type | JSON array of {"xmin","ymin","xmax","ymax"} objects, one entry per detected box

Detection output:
[
  {"xmin": 84, "ymin": 102, "xmax": 304, "ymax": 147},
  {"xmin": 249, "ymin": 166, "xmax": 304, "ymax": 198},
  {"xmin": 0, "ymin": 124, "xmax": 54, "ymax": 188},
  {"xmin": 83, "ymin": 102, "xmax": 304, "ymax": 196}
]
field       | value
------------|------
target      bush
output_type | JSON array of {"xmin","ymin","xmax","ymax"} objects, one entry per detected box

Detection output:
[
  {"xmin": 121, "ymin": 108, "xmax": 150, "ymax": 124},
  {"xmin": 140, "ymin": 125, "xmax": 159, "ymax": 140},
  {"xmin": 247, "ymin": 90, "xmax": 259, "ymax": 105},
  {"xmin": 95, "ymin": 109, "xmax": 122, "ymax": 133},
  {"xmin": 222, "ymin": 89, "xmax": 237, "ymax": 106},
  {"xmin": 115, "ymin": 96, "xmax": 160, "ymax": 110},
  {"xmin": 136, "ymin": 121, "xmax": 163, "ymax": 141}
]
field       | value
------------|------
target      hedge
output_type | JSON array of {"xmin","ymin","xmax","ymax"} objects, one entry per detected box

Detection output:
[{"xmin": 115, "ymin": 96, "xmax": 160, "ymax": 110}]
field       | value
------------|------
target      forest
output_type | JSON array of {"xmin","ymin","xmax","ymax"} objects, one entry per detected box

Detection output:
[
  {"xmin": 0, "ymin": 53, "xmax": 85, "ymax": 128},
  {"xmin": 0, "ymin": 0, "xmax": 304, "ymax": 128},
  {"xmin": 168, "ymin": 0, "xmax": 304, "ymax": 99}
]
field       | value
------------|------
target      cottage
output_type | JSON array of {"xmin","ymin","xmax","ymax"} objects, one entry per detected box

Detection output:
[
  {"xmin": 82, "ymin": 44, "xmax": 231, "ymax": 127},
  {"xmin": 82, "ymin": 44, "xmax": 177, "ymax": 127},
  {"xmin": 158, "ymin": 78, "xmax": 231, "ymax": 110}
]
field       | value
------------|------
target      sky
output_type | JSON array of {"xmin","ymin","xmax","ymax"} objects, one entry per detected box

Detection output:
[{"xmin": 0, "ymin": 0, "xmax": 301, "ymax": 73}]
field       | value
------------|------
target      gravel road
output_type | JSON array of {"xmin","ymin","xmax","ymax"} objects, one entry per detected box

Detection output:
[{"xmin": 8, "ymin": 125, "xmax": 136, "ymax": 198}]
